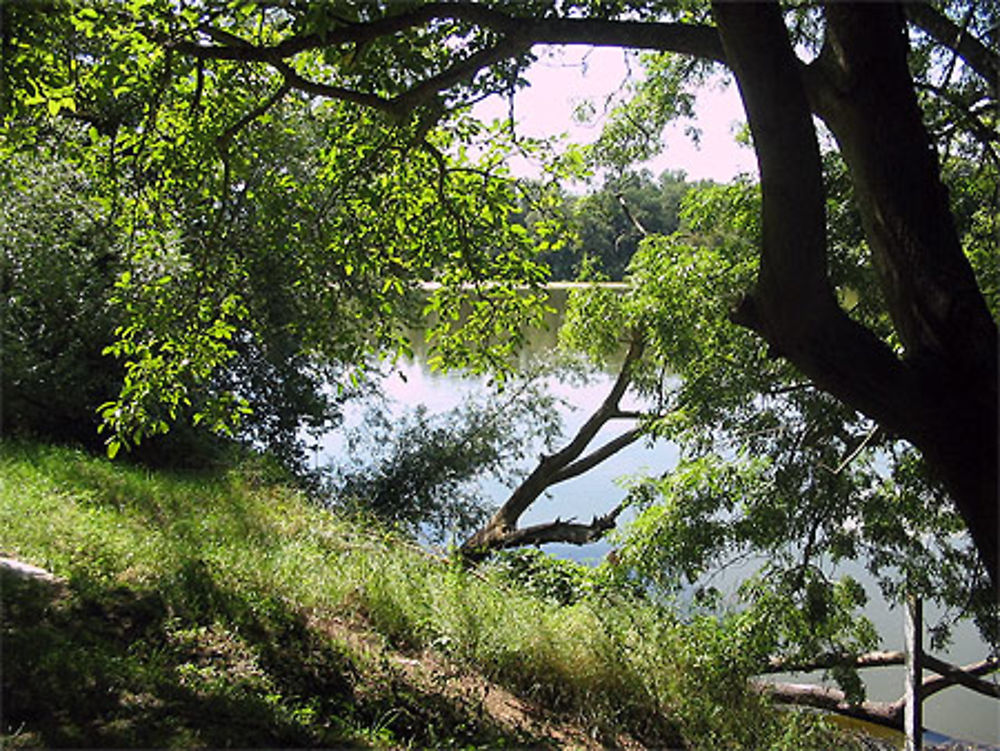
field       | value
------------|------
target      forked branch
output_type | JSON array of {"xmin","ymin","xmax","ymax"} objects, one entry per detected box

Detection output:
[
  {"xmin": 758, "ymin": 654, "xmax": 999, "ymax": 729},
  {"xmin": 460, "ymin": 331, "xmax": 651, "ymax": 560}
]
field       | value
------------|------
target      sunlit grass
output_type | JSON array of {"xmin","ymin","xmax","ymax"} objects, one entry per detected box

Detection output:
[{"xmin": 1, "ymin": 440, "xmax": 861, "ymax": 750}]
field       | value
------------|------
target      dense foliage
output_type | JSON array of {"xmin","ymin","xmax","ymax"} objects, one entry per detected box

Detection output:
[
  {"xmin": 561, "ymin": 158, "xmax": 999, "ymax": 659},
  {"xmin": 2, "ymin": 2, "xmax": 568, "ymax": 466},
  {"xmin": 3, "ymin": 0, "xmax": 997, "ymax": 724}
]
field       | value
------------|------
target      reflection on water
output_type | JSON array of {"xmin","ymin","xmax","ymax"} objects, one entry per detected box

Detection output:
[{"xmin": 318, "ymin": 290, "xmax": 999, "ymax": 746}]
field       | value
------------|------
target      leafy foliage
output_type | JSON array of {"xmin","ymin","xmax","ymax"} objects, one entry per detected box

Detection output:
[
  {"xmin": 331, "ymin": 372, "xmax": 562, "ymax": 541},
  {"xmin": 1, "ymin": 154, "xmax": 120, "ymax": 447},
  {"xmin": 3, "ymin": 2, "xmax": 566, "ymax": 462},
  {"xmin": 561, "ymin": 169, "xmax": 998, "ymax": 669}
]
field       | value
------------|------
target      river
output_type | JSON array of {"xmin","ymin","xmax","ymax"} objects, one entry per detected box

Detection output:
[{"xmin": 315, "ymin": 288, "xmax": 999, "ymax": 746}]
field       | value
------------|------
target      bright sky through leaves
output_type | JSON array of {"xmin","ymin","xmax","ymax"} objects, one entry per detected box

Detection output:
[{"xmin": 473, "ymin": 46, "xmax": 755, "ymax": 182}]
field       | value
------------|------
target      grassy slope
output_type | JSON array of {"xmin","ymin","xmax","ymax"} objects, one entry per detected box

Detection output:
[{"xmin": 1, "ymin": 440, "xmax": 859, "ymax": 749}]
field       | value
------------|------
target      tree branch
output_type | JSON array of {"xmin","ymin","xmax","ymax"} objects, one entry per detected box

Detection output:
[
  {"xmin": 759, "ymin": 655, "xmax": 999, "ymax": 729},
  {"xmin": 550, "ymin": 426, "xmax": 645, "ymax": 485},
  {"xmin": 159, "ymin": 4, "xmax": 725, "ymax": 123},
  {"xmin": 758, "ymin": 681, "xmax": 903, "ymax": 729},
  {"xmin": 473, "ymin": 500, "xmax": 628, "ymax": 551},
  {"xmin": 217, "ymin": 81, "xmax": 290, "ymax": 151},
  {"xmin": 904, "ymin": 2, "xmax": 1000, "ymax": 92},
  {"xmin": 460, "ymin": 333, "xmax": 646, "ymax": 559},
  {"xmin": 713, "ymin": 2, "xmax": 836, "ymax": 344},
  {"xmin": 922, "ymin": 654, "xmax": 1000, "ymax": 700},
  {"xmin": 616, "ymin": 192, "xmax": 648, "ymax": 237},
  {"xmin": 763, "ymin": 650, "xmax": 905, "ymax": 674},
  {"xmin": 270, "ymin": 60, "xmax": 401, "ymax": 116},
  {"xmin": 819, "ymin": 424, "xmax": 879, "ymax": 476},
  {"xmin": 533, "ymin": 332, "xmax": 644, "ymax": 485},
  {"xmin": 169, "ymin": 5, "xmax": 725, "ymax": 64},
  {"xmin": 394, "ymin": 36, "xmax": 534, "ymax": 113}
]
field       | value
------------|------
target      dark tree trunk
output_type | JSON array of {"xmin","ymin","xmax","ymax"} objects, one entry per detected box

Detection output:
[
  {"xmin": 811, "ymin": 2, "xmax": 999, "ymax": 589},
  {"xmin": 713, "ymin": 1, "xmax": 998, "ymax": 590}
]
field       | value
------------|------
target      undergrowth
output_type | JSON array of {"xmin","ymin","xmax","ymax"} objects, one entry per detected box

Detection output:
[{"xmin": 1, "ymin": 440, "xmax": 861, "ymax": 749}]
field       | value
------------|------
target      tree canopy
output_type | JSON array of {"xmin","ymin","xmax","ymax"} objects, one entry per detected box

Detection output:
[{"xmin": 3, "ymin": 0, "xmax": 997, "ymax": 599}]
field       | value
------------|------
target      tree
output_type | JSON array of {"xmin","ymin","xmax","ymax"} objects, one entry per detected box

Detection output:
[
  {"xmin": 460, "ymin": 167, "xmax": 998, "ymax": 720},
  {"xmin": 2, "ymin": 1, "xmax": 562, "ymax": 465},
  {"xmin": 4, "ymin": 1, "xmax": 997, "ymax": 587},
  {"xmin": 1, "ymin": 155, "xmax": 122, "ymax": 448},
  {"xmin": 537, "ymin": 169, "xmax": 694, "ymax": 280}
]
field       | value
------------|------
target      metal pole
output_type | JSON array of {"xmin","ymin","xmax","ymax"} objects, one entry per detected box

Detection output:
[{"xmin": 904, "ymin": 594, "xmax": 923, "ymax": 751}]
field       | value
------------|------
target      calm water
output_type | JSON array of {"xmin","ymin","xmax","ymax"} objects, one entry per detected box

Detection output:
[{"xmin": 316, "ymin": 293, "xmax": 999, "ymax": 745}]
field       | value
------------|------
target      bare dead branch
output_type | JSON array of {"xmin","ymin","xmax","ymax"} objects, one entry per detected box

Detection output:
[
  {"xmin": 550, "ymin": 426, "xmax": 645, "ymax": 485},
  {"xmin": 759, "ymin": 654, "xmax": 999, "ymax": 730},
  {"xmin": 819, "ymin": 424, "xmax": 880, "ymax": 476},
  {"xmin": 474, "ymin": 500, "xmax": 628, "ymax": 551},
  {"xmin": 763, "ymin": 650, "xmax": 905, "ymax": 674},
  {"xmin": 616, "ymin": 192, "xmax": 649, "ymax": 237},
  {"xmin": 922, "ymin": 654, "xmax": 1000, "ymax": 700},
  {"xmin": 758, "ymin": 681, "xmax": 903, "ymax": 729},
  {"xmin": 460, "ymin": 333, "xmax": 646, "ymax": 559}
]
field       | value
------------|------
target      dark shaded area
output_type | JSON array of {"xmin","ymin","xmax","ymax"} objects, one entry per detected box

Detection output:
[{"xmin": 0, "ymin": 564, "xmax": 546, "ymax": 749}]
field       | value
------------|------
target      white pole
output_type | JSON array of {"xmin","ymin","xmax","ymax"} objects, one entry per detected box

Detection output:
[{"xmin": 904, "ymin": 595, "xmax": 923, "ymax": 751}]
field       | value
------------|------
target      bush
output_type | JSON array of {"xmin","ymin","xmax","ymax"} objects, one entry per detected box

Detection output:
[{"xmin": 1, "ymin": 156, "xmax": 122, "ymax": 448}]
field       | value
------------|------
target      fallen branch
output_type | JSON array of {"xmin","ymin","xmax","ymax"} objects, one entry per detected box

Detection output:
[
  {"xmin": 922, "ymin": 655, "xmax": 1000, "ymax": 700},
  {"xmin": 480, "ymin": 501, "xmax": 629, "ymax": 550},
  {"xmin": 758, "ymin": 681, "xmax": 903, "ymax": 729},
  {"xmin": 763, "ymin": 650, "xmax": 905, "ymax": 674},
  {"xmin": 758, "ymin": 655, "xmax": 999, "ymax": 730}
]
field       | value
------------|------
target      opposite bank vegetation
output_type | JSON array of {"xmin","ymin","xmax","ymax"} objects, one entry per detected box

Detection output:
[{"xmin": 3, "ymin": 439, "xmax": 890, "ymax": 750}]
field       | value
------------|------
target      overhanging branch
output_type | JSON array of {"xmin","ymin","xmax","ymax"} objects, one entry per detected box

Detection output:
[
  {"xmin": 158, "ymin": 3, "xmax": 725, "ymax": 123},
  {"xmin": 168, "ymin": 6, "xmax": 725, "ymax": 64},
  {"xmin": 904, "ymin": 2, "xmax": 1000, "ymax": 92}
]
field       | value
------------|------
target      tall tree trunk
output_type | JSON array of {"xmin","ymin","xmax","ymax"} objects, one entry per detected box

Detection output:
[
  {"xmin": 713, "ymin": 1, "xmax": 998, "ymax": 588},
  {"xmin": 810, "ymin": 2, "xmax": 999, "ymax": 588}
]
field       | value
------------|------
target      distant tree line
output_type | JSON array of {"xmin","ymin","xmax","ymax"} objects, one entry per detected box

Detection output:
[{"xmin": 532, "ymin": 169, "xmax": 701, "ymax": 281}]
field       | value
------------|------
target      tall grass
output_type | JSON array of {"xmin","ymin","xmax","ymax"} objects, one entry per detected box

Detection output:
[{"xmin": 1, "ymin": 440, "xmax": 859, "ymax": 749}]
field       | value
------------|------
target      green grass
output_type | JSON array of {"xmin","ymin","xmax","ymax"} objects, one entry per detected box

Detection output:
[{"xmin": 1, "ymin": 440, "xmax": 862, "ymax": 749}]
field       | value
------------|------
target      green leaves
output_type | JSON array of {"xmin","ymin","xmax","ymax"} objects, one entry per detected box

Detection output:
[
  {"xmin": 5, "ymin": 1, "xmax": 560, "ymax": 461},
  {"xmin": 562, "ymin": 167, "xmax": 997, "ymax": 660},
  {"xmin": 98, "ymin": 280, "xmax": 251, "ymax": 458}
]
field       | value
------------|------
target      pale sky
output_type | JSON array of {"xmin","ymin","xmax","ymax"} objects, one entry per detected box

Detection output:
[{"xmin": 472, "ymin": 45, "xmax": 756, "ymax": 184}]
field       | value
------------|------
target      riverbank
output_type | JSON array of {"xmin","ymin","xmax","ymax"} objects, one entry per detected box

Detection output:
[{"xmin": 1, "ymin": 440, "xmax": 890, "ymax": 749}]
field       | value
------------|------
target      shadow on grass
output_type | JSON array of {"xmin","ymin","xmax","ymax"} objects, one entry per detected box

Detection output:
[{"xmin": 1, "ymin": 563, "xmax": 546, "ymax": 749}]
